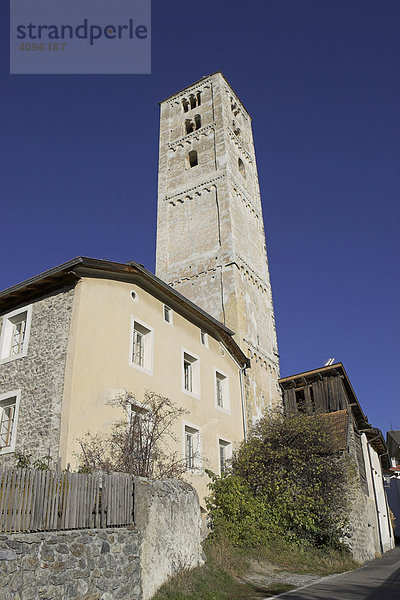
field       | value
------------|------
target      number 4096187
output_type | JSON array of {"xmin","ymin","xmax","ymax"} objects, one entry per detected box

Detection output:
[{"xmin": 18, "ymin": 43, "xmax": 66, "ymax": 51}]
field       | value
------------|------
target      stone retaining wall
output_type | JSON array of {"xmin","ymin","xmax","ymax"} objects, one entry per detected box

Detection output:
[
  {"xmin": 0, "ymin": 478, "xmax": 203, "ymax": 600},
  {"xmin": 0, "ymin": 527, "xmax": 141, "ymax": 600}
]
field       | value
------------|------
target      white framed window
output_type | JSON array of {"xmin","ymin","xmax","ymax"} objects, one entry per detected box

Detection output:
[
  {"xmin": 200, "ymin": 330, "xmax": 208, "ymax": 347},
  {"xmin": 215, "ymin": 370, "xmax": 230, "ymax": 412},
  {"xmin": 182, "ymin": 349, "xmax": 200, "ymax": 397},
  {"xmin": 129, "ymin": 318, "xmax": 153, "ymax": 374},
  {"xmin": 184, "ymin": 424, "xmax": 201, "ymax": 470},
  {"xmin": 127, "ymin": 399, "xmax": 151, "ymax": 458},
  {"xmin": 0, "ymin": 305, "xmax": 32, "ymax": 363},
  {"xmin": 0, "ymin": 390, "xmax": 21, "ymax": 454},
  {"xmin": 163, "ymin": 305, "xmax": 173, "ymax": 325},
  {"xmin": 218, "ymin": 439, "xmax": 232, "ymax": 474}
]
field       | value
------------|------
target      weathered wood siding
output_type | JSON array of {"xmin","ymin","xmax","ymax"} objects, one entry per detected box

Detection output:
[{"xmin": 283, "ymin": 374, "xmax": 348, "ymax": 415}]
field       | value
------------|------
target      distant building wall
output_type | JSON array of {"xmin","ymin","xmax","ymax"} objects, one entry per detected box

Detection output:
[{"xmin": 386, "ymin": 477, "xmax": 400, "ymax": 538}]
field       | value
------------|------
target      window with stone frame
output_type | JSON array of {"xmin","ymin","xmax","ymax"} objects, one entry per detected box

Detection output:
[
  {"xmin": 215, "ymin": 371, "xmax": 229, "ymax": 411},
  {"xmin": 238, "ymin": 157, "xmax": 246, "ymax": 178},
  {"xmin": 182, "ymin": 351, "xmax": 200, "ymax": 396},
  {"xmin": 130, "ymin": 319, "xmax": 153, "ymax": 373},
  {"xmin": 188, "ymin": 150, "xmax": 198, "ymax": 168},
  {"xmin": 0, "ymin": 305, "xmax": 32, "ymax": 363},
  {"xmin": 163, "ymin": 305, "xmax": 173, "ymax": 325},
  {"xmin": 218, "ymin": 439, "xmax": 232, "ymax": 474},
  {"xmin": 182, "ymin": 92, "xmax": 201, "ymax": 113},
  {"xmin": 184, "ymin": 425, "xmax": 200, "ymax": 470},
  {"xmin": 0, "ymin": 391, "xmax": 20, "ymax": 454}
]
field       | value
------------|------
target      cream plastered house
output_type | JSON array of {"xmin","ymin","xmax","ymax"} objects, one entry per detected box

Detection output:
[{"xmin": 0, "ymin": 257, "xmax": 249, "ymax": 506}]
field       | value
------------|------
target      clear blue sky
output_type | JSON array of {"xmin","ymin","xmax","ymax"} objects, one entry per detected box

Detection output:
[{"xmin": 1, "ymin": 1, "xmax": 399, "ymax": 436}]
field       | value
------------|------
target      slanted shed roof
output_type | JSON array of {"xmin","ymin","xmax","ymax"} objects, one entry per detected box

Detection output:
[{"xmin": 0, "ymin": 257, "xmax": 250, "ymax": 369}]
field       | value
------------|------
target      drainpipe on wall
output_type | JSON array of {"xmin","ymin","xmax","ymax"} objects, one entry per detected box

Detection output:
[{"xmin": 239, "ymin": 365, "xmax": 247, "ymax": 442}]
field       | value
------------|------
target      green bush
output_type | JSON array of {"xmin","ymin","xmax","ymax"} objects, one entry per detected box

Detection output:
[{"xmin": 207, "ymin": 413, "xmax": 352, "ymax": 550}]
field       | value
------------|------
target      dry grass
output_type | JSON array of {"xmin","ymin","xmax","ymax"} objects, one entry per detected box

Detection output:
[
  {"xmin": 152, "ymin": 538, "xmax": 252, "ymax": 600},
  {"xmin": 153, "ymin": 537, "xmax": 359, "ymax": 600},
  {"xmin": 257, "ymin": 538, "xmax": 359, "ymax": 576}
]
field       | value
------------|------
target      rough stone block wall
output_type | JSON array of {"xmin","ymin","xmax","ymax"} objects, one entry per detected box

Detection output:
[
  {"xmin": 0, "ymin": 478, "xmax": 203, "ymax": 600},
  {"xmin": 0, "ymin": 287, "xmax": 75, "ymax": 465},
  {"xmin": 344, "ymin": 486, "xmax": 381, "ymax": 563},
  {"xmin": 0, "ymin": 528, "xmax": 141, "ymax": 600}
]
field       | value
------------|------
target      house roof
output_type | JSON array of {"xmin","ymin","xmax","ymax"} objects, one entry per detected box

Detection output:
[
  {"xmin": 279, "ymin": 363, "xmax": 388, "ymax": 463},
  {"xmin": 0, "ymin": 256, "xmax": 250, "ymax": 368}
]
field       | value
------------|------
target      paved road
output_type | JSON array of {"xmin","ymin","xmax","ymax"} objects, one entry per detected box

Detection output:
[{"xmin": 270, "ymin": 547, "xmax": 400, "ymax": 600}]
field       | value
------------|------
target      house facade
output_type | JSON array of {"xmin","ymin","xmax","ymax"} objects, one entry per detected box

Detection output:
[
  {"xmin": 0, "ymin": 257, "xmax": 250, "ymax": 506},
  {"xmin": 279, "ymin": 363, "xmax": 394, "ymax": 562}
]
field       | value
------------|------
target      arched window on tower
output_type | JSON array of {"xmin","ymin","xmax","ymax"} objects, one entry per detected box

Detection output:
[
  {"xmin": 189, "ymin": 94, "xmax": 196, "ymax": 110},
  {"xmin": 232, "ymin": 120, "xmax": 241, "ymax": 138},
  {"xmin": 184, "ymin": 115, "xmax": 201, "ymax": 136},
  {"xmin": 238, "ymin": 158, "xmax": 246, "ymax": 178},
  {"xmin": 188, "ymin": 92, "xmax": 201, "ymax": 110},
  {"xmin": 185, "ymin": 119, "xmax": 194, "ymax": 135},
  {"xmin": 188, "ymin": 150, "xmax": 198, "ymax": 168},
  {"xmin": 182, "ymin": 98, "xmax": 189, "ymax": 113}
]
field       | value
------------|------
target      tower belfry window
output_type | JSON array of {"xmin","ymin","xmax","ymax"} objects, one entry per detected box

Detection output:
[
  {"xmin": 188, "ymin": 150, "xmax": 198, "ymax": 168},
  {"xmin": 238, "ymin": 158, "xmax": 246, "ymax": 178},
  {"xmin": 185, "ymin": 119, "xmax": 194, "ymax": 134},
  {"xmin": 182, "ymin": 98, "xmax": 189, "ymax": 112},
  {"xmin": 233, "ymin": 120, "xmax": 241, "ymax": 138},
  {"xmin": 230, "ymin": 96, "xmax": 240, "ymax": 117},
  {"xmin": 189, "ymin": 92, "xmax": 201, "ymax": 110},
  {"xmin": 184, "ymin": 115, "xmax": 201, "ymax": 136}
]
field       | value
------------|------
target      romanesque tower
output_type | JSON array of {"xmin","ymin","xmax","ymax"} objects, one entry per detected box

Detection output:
[{"xmin": 156, "ymin": 72, "xmax": 282, "ymax": 424}]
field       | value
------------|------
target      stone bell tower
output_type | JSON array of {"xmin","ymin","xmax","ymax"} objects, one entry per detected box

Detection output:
[{"xmin": 156, "ymin": 71, "xmax": 281, "ymax": 424}]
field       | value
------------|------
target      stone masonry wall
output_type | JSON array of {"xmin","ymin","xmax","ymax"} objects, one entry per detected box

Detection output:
[
  {"xmin": 0, "ymin": 478, "xmax": 203, "ymax": 600},
  {"xmin": 0, "ymin": 527, "xmax": 141, "ymax": 600},
  {"xmin": 0, "ymin": 287, "xmax": 75, "ymax": 465}
]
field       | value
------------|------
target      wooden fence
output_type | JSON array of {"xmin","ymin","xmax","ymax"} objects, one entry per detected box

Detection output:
[{"xmin": 0, "ymin": 466, "xmax": 134, "ymax": 533}]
